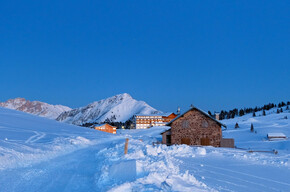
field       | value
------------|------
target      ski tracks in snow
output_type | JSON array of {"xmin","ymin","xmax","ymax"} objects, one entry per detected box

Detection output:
[
  {"xmin": 177, "ymin": 157, "xmax": 290, "ymax": 192},
  {"xmin": 25, "ymin": 131, "xmax": 46, "ymax": 144}
]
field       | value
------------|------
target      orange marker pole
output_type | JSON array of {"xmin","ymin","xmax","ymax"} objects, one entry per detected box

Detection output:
[{"xmin": 124, "ymin": 138, "xmax": 129, "ymax": 155}]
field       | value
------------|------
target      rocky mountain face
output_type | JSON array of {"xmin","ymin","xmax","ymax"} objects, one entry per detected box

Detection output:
[
  {"xmin": 0, "ymin": 98, "xmax": 71, "ymax": 119},
  {"xmin": 56, "ymin": 93, "xmax": 161, "ymax": 126}
]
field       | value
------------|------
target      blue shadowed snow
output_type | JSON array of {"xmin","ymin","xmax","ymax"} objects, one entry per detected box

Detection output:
[{"xmin": 0, "ymin": 107, "xmax": 290, "ymax": 191}]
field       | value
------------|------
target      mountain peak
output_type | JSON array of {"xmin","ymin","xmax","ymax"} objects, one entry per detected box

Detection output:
[
  {"xmin": 112, "ymin": 93, "xmax": 133, "ymax": 100},
  {"xmin": 0, "ymin": 98, "xmax": 71, "ymax": 119},
  {"xmin": 57, "ymin": 93, "xmax": 161, "ymax": 125}
]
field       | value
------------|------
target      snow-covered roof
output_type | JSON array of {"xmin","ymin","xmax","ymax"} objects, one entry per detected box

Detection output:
[
  {"xmin": 94, "ymin": 123, "xmax": 107, "ymax": 127},
  {"xmin": 135, "ymin": 112, "xmax": 175, "ymax": 117},
  {"xmin": 160, "ymin": 128, "xmax": 171, "ymax": 134},
  {"xmin": 267, "ymin": 133, "xmax": 286, "ymax": 138},
  {"xmin": 161, "ymin": 112, "xmax": 176, "ymax": 117},
  {"xmin": 167, "ymin": 105, "xmax": 227, "ymax": 127},
  {"xmin": 135, "ymin": 114, "xmax": 162, "ymax": 117}
]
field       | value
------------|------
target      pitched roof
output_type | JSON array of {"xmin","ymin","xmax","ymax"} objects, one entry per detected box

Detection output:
[
  {"xmin": 160, "ymin": 128, "xmax": 171, "ymax": 135},
  {"xmin": 94, "ymin": 123, "xmax": 116, "ymax": 128},
  {"xmin": 94, "ymin": 123, "xmax": 107, "ymax": 127},
  {"xmin": 134, "ymin": 114, "xmax": 163, "ymax": 117},
  {"xmin": 161, "ymin": 112, "xmax": 176, "ymax": 117},
  {"xmin": 134, "ymin": 112, "xmax": 175, "ymax": 117},
  {"xmin": 166, "ymin": 105, "xmax": 227, "ymax": 128}
]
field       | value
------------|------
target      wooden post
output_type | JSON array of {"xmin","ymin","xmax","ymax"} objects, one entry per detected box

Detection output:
[{"xmin": 124, "ymin": 138, "xmax": 129, "ymax": 155}]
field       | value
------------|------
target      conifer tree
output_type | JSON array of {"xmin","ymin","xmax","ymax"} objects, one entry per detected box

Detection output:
[
  {"xmin": 263, "ymin": 110, "xmax": 266, "ymax": 116},
  {"xmin": 208, "ymin": 111, "xmax": 212, "ymax": 116},
  {"xmin": 235, "ymin": 122, "xmax": 239, "ymax": 128},
  {"xmin": 239, "ymin": 109, "xmax": 244, "ymax": 116},
  {"xmin": 253, "ymin": 112, "xmax": 256, "ymax": 117},
  {"xmin": 251, "ymin": 123, "xmax": 254, "ymax": 132}
]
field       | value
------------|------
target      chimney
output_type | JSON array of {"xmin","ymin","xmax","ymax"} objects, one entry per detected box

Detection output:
[
  {"xmin": 215, "ymin": 113, "xmax": 220, "ymax": 120},
  {"xmin": 177, "ymin": 107, "xmax": 181, "ymax": 115}
]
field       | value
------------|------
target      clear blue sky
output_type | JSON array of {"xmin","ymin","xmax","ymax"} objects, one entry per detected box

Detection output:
[{"xmin": 0, "ymin": 0, "xmax": 289, "ymax": 112}]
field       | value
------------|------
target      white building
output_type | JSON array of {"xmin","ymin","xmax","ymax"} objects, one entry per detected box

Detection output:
[{"xmin": 133, "ymin": 114, "xmax": 163, "ymax": 129}]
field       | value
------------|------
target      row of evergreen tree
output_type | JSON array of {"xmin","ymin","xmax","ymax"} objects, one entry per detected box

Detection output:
[{"xmin": 209, "ymin": 101, "xmax": 290, "ymax": 120}]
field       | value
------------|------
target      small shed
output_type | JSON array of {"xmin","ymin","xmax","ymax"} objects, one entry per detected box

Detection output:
[
  {"xmin": 161, "ymin": 129, "xmax": 171, "ymax": 145},
  {"xmin": 267, "ymin": 133, "xmax": 286, "ymax": 141}
]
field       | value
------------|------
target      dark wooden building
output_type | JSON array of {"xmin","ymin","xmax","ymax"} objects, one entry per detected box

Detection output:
[{"xmin": 161, "ymin": 106, "xmax": 227, "ymax": 147}]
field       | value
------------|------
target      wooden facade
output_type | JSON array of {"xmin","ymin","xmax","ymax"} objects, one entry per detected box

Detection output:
[
  {"xmin": 162, "ymin": 113, "xmax": 178, "ymax": 123},
  {"xmin": 162, "ymin": 107, "xmax": 226, "ymax": 147},
  {"xmin": 94, "ymin": 123, "xmax": 117, "ymax": 134}
]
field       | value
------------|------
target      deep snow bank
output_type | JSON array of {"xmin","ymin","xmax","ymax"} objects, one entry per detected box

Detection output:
[{"xmin": 95, "ymin": 135, "xmax": 216, "ymax": 192}]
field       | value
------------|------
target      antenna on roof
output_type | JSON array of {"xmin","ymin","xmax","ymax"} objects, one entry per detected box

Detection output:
[{"xmin": 177, "ymin": 106, "xmax": 180, "ymax": 115}]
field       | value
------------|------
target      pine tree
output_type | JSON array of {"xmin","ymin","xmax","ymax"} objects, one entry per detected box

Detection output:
[
  {"xmin": 251, "ymin": 123, "xmax": 254, "ymax": 132},
  {"xmin": 235, "ymin": 122, "xmax": 239, "ymax": 128},
  {"xmin": 253, "ymin": 112, "xmax": 256, "ymax": 117},
  {"xmin": 263, "ymin": 110, "xmax": 266, "ymax": 116},
  {"xmin": 277, "ymin": 109, "xmax": 280, "ymax": 114},
  {"xmin": 286, "ymin": 105, "xmax": 289, "ymax": 110},
  {"xmin": 280, "ymin": 108, "xmax": 283, "ymax": 113},
  {"xmin": 239, "ymin": 109, "xmax": 245, "ymax": 116},
  {"xmin": 208, "ymin": 111, "xmax": 212, "ymax": 116}
]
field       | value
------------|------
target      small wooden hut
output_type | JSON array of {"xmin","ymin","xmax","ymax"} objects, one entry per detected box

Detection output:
[{"xmin": 94, "ymin": 123, "xmax": 117, "ymax": 134}]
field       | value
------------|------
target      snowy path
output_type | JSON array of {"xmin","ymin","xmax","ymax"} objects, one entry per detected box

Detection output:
[
  {"xmin": 0, "ymin": 138, "xmax": 122, "ymax": 192},
  {"xmin": 177, "ymin": 156, "xmax": 290, "ymax": 192}
]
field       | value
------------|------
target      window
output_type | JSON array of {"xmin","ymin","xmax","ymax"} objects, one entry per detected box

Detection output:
[
  {"xmin": 182, "ymin": 120, "xmax": 189, "ymax": 128},
  {"xmin": 202, "ymin": 120, "xmax": 209, "ymax": 128}
]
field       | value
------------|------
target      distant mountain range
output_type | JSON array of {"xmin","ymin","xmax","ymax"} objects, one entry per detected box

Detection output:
[
  {"xmin": 56, "ymin": 93, "xmax": 161, "ymax": 125},
  {"xmin": 0, "ymin": 98, "xmax": 71, "ymax": 119},
  {"xmin": 0, "ymin": 93, "xmax": 161, "ymax": 126}
]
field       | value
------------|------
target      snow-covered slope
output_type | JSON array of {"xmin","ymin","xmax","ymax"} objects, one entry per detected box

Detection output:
[
  {"xmin": 0, "ymin": 105, "xmax": 289, "ymax": 191},
  {"xmin": 56, "ymin": 93, "xmax": 161, "ymax": 125},
  {"xmin": 0, "ymin": 98, "xmax": 71, "ymax": 119},
  {"xmin": 221, "ymin": 106, "xmax": 290, "ymax": 151},
  {"xmin": 0, "ymin": 107, "xmax": 111, "ymax": 171}
]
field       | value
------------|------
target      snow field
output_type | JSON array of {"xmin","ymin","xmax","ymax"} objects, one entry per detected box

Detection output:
[
  {"xmin": 1, "ymin": 106, "xmax": 290, "ymax": 191},
  {"xmin": 0, "ymin": 136, "xmax": 95, "ymax": 170}
]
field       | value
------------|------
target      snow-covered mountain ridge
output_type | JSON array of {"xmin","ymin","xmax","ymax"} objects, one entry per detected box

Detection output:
[
  {"xmin": 56, "ymin": 93, "xmax": 161, "ymax": 125},
  {"xmin": 0, "ymin": 98, "xmax": 71, "ymax": 119}
]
